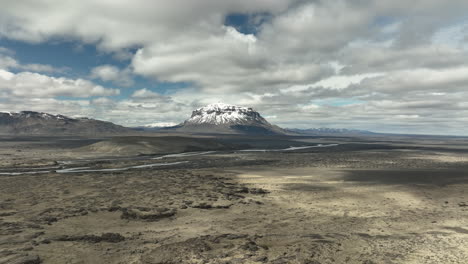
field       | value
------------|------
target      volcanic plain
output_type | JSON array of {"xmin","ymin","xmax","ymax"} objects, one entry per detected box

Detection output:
[{"xmin": 1, "ymin": 134, "xmax": 468, "ymax": 264}]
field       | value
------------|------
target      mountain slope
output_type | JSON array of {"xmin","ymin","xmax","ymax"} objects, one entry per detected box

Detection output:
[
  {"xmin": 0, "ymin": 111, "xmax": 132, "ymax": 135},
  {"xmin": 170, "ymin": 103, "xmax": 287, "ymax": 135},
  {"xmin": 79, "ymin": 136, "xmax": 239, "ymax": 155}
]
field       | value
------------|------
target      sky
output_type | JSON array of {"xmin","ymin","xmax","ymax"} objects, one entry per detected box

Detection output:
[{"xmin": 0, "ymin": 0, "xmax": 468, "ymax": 135}]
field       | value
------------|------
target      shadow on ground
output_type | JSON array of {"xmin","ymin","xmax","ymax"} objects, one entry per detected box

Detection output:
[{"xmin": 341, "ymin": 169, "xmax": 468, "ymax": 187}]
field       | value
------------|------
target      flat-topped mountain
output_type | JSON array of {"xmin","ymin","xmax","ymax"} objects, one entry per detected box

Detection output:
[
  {"xmin": 170, "ymin": 103, "xmax": 287, "ymax": 135},
  {"xmin": 0, "ymin": 111, "xmax": 131, "ymax": 135}
]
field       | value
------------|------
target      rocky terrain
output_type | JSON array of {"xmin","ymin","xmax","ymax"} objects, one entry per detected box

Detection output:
[{"xmin": 0, "ymin": 135, "xmax": 468, "ymax": 263}]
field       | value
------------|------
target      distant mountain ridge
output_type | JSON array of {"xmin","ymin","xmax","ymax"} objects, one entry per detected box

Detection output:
[
  {"xmin": 0, "ymin": 109, "xmax": 376, "ymax": 136},
  {"xmin": 289, "ymin": 127, "xmax": 375, "ymax": 135},
  {"xmin": 167, "ymin": 103, "xmax": 288, "ymax": 135},
  {"xmin": 0, "ymin": 111, "xmax": 131, "ymax": 135}
]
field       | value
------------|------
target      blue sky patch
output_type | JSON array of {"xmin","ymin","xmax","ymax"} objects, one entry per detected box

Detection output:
[{"xmin": 224, "ymin": 12, "xmax": 272, "ymax": 35}]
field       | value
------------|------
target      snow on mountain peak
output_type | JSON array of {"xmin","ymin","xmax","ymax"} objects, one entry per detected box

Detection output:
[
  {"xmin": 0, "ymin": 111, "xmax": 71, "ymax": 120},
  {"xmin": 184, "ymin": 103, "xmax": 269, "ymax": 126},
  {"xmin": 196, "ymin": 103, "xmax": 253, "ymax": 113}
]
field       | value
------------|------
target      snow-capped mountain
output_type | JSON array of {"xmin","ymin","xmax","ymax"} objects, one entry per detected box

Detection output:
[
  {"xmin": 185, "ymin": 103, "xmax": 270, "ymax": 126},
  {"xmin": 173, "ymin": 103, "xmax": 287, "ymax": 135},
  {"xmin": 1, "ymin": 111, "xmax": 70, "ymax": 120},
  {"xmin": 0, "ymin": 111, "xmax": 131, "ymax": 135}
]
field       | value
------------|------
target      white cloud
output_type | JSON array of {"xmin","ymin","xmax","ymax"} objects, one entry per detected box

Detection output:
[
  {"xmin": 90, "ymin": 64, "xmax": 133, "ymax": 87},
  {"xmin": 356, "ymin": 66, "xmax": 468, "ymax": 95},
  {"xmin": 0, "ymin": 69, "xmax": 119, "ymax": 98},
  {"xmin": 131, "ymin": 88, "xmax": 167, "ymax": 100},
  {"xmin": 131, "ymin": 25, "xmax": 334, "ymax": 92},
  {"xmin": 0, "ymin": 46, "xmax": 14, "ymax": 55},
  {"xmin": 91, "ymin": 97, "xmax": 114, "ymax": 105},
  {"xmin": 144, "ymin": 122, "xmax": 178, "ymax": 128},
  {"xmin": 283, "ymin": 73, "xmax": 386, "ymax": 92},
  {"xmin": 20, "ymin": 63, "xmax": 68, "ymax": 73},
  {"xmin": 0, "ymin": 54, "xmax": 18, "ymax": 69}
]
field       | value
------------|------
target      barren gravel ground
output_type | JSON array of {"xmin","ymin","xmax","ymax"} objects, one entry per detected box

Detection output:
[{"xmin": 0, "ymin": 136, "xmax": 467, "ymax": 263}]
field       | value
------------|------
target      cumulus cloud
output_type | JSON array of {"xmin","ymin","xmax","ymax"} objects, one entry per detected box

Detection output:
[
  {"xmin": 356, "ymin": 67, "xmax": 468, "ymax": 95},
  {"xmin": 0, "ymin": 69, "xmax": 119, "ymax": 98},
  {"xmin": 0, "ymin": 54, "xmax": 18, "ymax": 69},
  {"xmin": 90, "ymin": 65, "xmax": 133, "ymax": 87},
  {"xmin": 131, "ymin": 88, "xmax": 165, "ymax": 99}
]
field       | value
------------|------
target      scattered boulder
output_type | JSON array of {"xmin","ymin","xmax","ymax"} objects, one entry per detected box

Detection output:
[
  {"xmin": 255, "ymin": 256, "xmax": 268, "ymax": 262},
  {"xmin": 121, "ymin": 207, "xmax": 176, "ymax": 221},
  {"xmin": 235, "ymin": 187, "xmax": 249, "ymax": 193},
  {"xmin": 53, "ymin": 233, "xmax": 125, "ymax": 243},
  {"xmin": 249, "ymin": 188, "xmax": 269, "ymax": 194},
  {"xmin": 191, "ymin": 202, "xmax": 232, "ymax": 209},
  {"xmin": 40, "ymin": 216, "xmax": 58, "ymax": 225},
  {"xmin": 5, "ymin": 254, "xmax": 41, "ymax": 264},
  {"xmin": 240, "ymin": 241, "xmax": 260, "ymax": 252}
]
